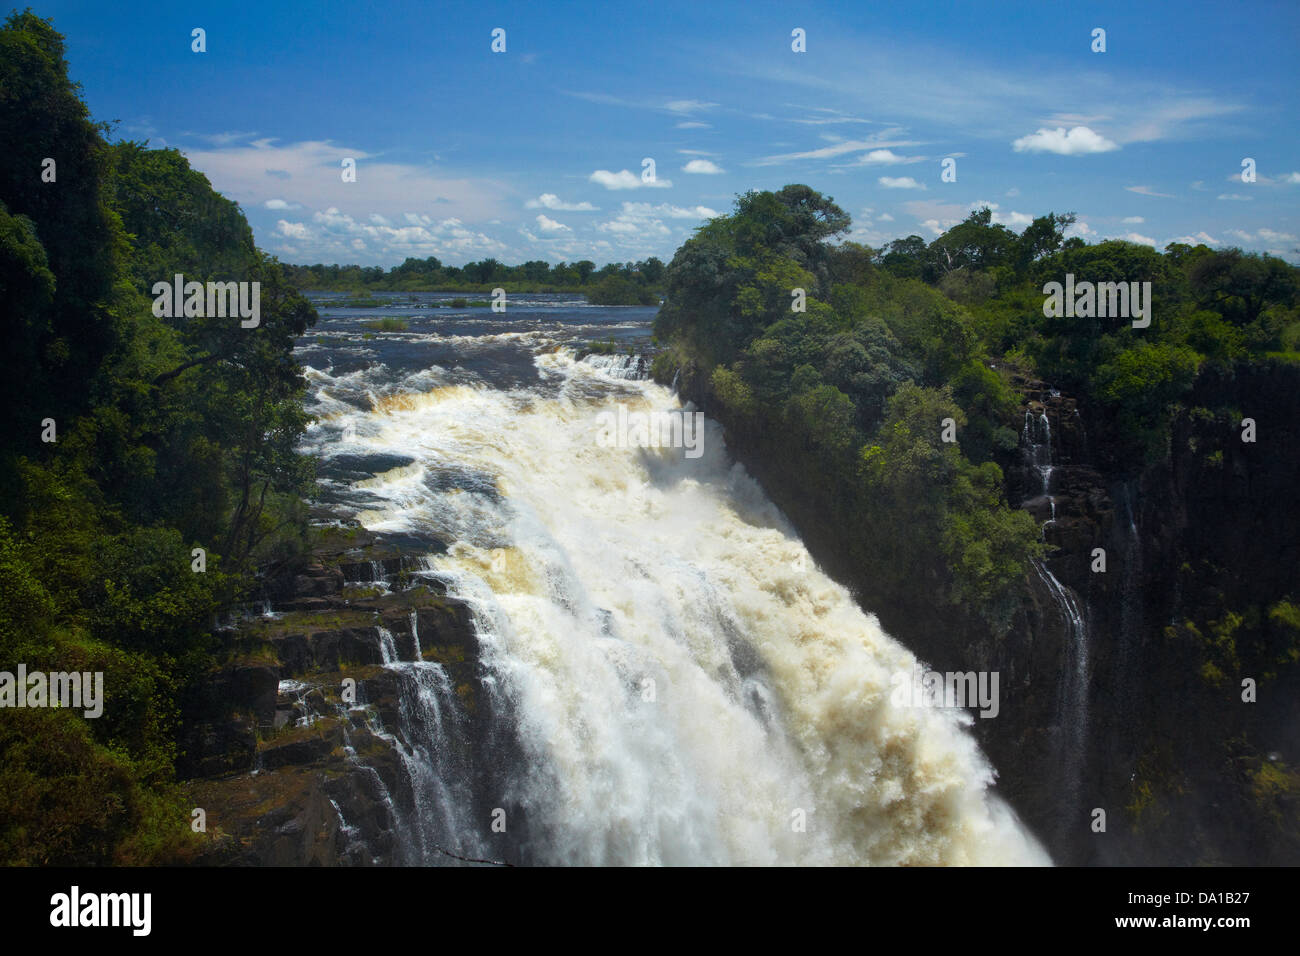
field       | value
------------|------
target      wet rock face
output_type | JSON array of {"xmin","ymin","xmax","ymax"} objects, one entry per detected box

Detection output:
[{"xmin": 182, "ymin": 528, "xmax": 513, "ymax": 866}]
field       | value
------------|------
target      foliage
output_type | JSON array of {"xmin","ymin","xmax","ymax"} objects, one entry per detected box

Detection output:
[{"xmin": 0, "ymin": 11, "xmax": 315, "ymax": 863}]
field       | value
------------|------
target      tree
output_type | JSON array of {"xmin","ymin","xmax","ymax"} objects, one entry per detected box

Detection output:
[
  {"xmin": 928, "ymin": 208, "xmax": 1016, "ymax": 276},
  {"xmin": 1015, "ymin": 212, "xmax": 1076, "ymax": 270}
]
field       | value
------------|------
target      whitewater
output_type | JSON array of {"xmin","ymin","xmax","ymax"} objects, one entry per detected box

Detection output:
[{"xmin": 297, "ymin": 295, "xmax": 1050, "ymax": 866}]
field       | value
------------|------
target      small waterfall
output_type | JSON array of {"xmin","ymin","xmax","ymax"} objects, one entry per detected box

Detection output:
[
  {"xmin": 314, "ymin": 623, "xmax": 495, "ymax": 864},
  {"xmin": 1022, "ymin": 404, "xmax": 1090, "ymax": 819},
  {"xmin": 580, "ymin": 352, "xmax": 649, "ymax": 380},
  {"xmin": 1114, "ymin": 481, "xmax": 1143, "ymax": 710},
  {"xmin": 376, "ymin": 626, "xmax": 400, "ymax": 664},
  {"xmin": 1023, "ymin": 408, "xmax": 1055, "ymax": 523}
]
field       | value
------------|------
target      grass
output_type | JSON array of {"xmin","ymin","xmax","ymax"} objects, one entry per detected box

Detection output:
[{"xmin": 361, "ymin": 317, "xmax": 409, "ymax": 332}]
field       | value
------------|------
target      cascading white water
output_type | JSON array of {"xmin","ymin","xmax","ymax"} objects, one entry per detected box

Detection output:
[
  {"xmin": 1022, "ymin": 406, "xmax": 1089, "ymax": 814},
  {"xmin": 305, "ymin": 350, "xmax": 1049, "ymax": 865}
]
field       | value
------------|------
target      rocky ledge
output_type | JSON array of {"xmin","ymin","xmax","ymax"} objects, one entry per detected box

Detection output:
[{"xmin": 180, "ymin": 524, "xmax": 491, "ymax": 865}]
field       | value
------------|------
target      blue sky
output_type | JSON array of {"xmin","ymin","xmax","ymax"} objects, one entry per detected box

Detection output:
[{"xmin": 34, "ymin": 0, "xmax": 1300, "ymax": 266}]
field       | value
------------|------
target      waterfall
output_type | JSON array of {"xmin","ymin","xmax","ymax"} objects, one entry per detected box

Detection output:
[
  {"xmin": 299, "ymin": 344, "xmax": 1051, "ymax": 865},
  {"xmin": 579, "ymin": 352, "xmax": 649, "ymax": 380},
  {"xmin": 1022, "ymin": 405, "xmax": 1090, "ymax": 819},
  {"xmin": 1114, "ymin": 481, "xmax": 1143, "ymax": 712}
]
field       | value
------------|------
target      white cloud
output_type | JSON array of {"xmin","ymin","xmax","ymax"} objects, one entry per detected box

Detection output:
[
  {"xmin": 1126, "ymin": 185, "xmax": 1176, "ymax": 198},
  {"xmin": 526, "ymin": 193, "xmax": 598, "ymax": 211},
  {"xmin": 676, "ymin": 121, "xmax": 710, "ymax": 129},
  {"xmin": 598, "ymin": 218, "xmax": 672, "ymax": 238},
  {"xmin": 1122, "ymin": 216, "xmax": 1145, "ymax": 224},
  {"xmin": 664, "ymin": 99, "xmax": 718, "ymax": 114},
  {"xmin": 879, "ymin": 176, "xmax": 925, "ymax": 190},
  {"xmin": 996, "ymin": 211, "xmax": 1034, "ymax": 229},
  {"xmin": 1066, "ymin": 220, "xmax": 1094, "ymax": 237},
  {"xmin": 280, "ymin": 207, "xmax": 506, "ymax": 262},
  {"xmin": 683, "ymin": 159, "xmax": 725, "ymax": 174},
  {"xmin": 276, "ymin": 220, "xmax": 311, "ymax": 240},
  {"xmin": 850, "ymin": 149, "xmax": 917, "ymax": 165},
  {"xmin": 620, "ymin": 201, "xmax": 717, "ymax": 220},
  {"xmin": 1167, "ymin": 232, "xmax": 1220, "ymax": 246},
  {"xmin": 180, "ymin": 138, "xmax": 508, "ymax": 224},
  {"xmin": 1259, "ymin": 227, "xmax": 1298, "ymax": 242},
  {"xmin": 877, "ymin": 212, "xmax": 894, "ymax": 222},
  {"xmin": 1116, "ymin": 232, "xmax": 1157, "ymax": 246},
  {"xmin": 1012, "ymin": 126, "xmax": 1118, "ymax": 155},
  {"xmin": 593, "ymin": 200, "xmax": 714, "ymax": 247},
  {"xmin": 589, "ymin": 169, "xmax": 673, "ymax": 190},
  {"xmin": 754, "ymin": 128, "xmax": 920, "ymax": 166},
  {"xmin": 265, "ymin": 198, "xmax": 301, "ymax": 210},
  {"xmin": 535, "ymin": 214, "xmax": 571, "ymax": 233},
  {"xmin": 1231, "ymin": 227, "xmax": 1298, "ymax": 244},
  {"xmin": 1005, "ymin": 187, "xmax": 1021, "ymax": 197},
  {"xmin": 1285, "ymin": 172, "xmax": 1300, "ymax": 184},
  {"xmin": 1217, "ymin": 193, "xmax": 1253, "ymax": 201}
]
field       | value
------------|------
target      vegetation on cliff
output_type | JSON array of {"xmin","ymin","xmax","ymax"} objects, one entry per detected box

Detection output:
[{"xmin": 0, "ymin": 11, "xmax": 316, "ymax": 863}]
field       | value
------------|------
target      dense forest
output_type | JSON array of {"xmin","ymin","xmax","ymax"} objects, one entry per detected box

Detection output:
[
  {"xmin": 655, "ymin": 188, "xmax": 1297, "ymax": 628},
  {"xmin": 0, "ymin": 11, "xmax": 316, "ymax": 863},
  {"xmin": 281, "ymin": 256, "xmax": 665, "ymax": 304}
]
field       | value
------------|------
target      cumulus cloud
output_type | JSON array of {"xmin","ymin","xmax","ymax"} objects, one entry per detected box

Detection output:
[
  {"xmin": 997, "ymin": 210, "xmax": 1034, "ymax": 229},
  {"xmin": 272, "ymin": 206, "xmax": 507, "ymax": 262},
  {"xmin": 526, "ymin": 193, "xmax": 598, "ymax": 211},
  {"xmin": 593, "ymin": 200, "xmax": 714, "ymax": 247},
  {"xmin": 264, "ymin": 198, "xmax": 301, "ymax": 210},
  {"xmin": 844, "ymin": 148, "xmax": 922, "ymax": 166},
  {"xmin": 535, "ymin": 214, "xmax": 571, "ymax": 233},
  {"xmin": 589, "ymin": 169, "xmax": 673, "ymax": 190},
  {"xmin": 879, "ymin": 176, "xmax": 925, "ymax": 190},
  {"xmin": 276, "ymin": 220, "xmax": 311, "ymax": 239},
  {"xmin": 877, "ymin": 212, "xmax": 894, "ymax": 222},
  {"xmin": 1229, "ymin": 227, "xmax": 1298, "ymax": 243},
  {"xmin": 1012, "ymin": 126, "xmax": 1118, "ymax": 155},
  {"xmin": 682, "ymin": 159, "xmax": 725, "ymax": 174},
  {"xmin": 1285, "ymin": 172, "xmax": 1300, "ymax": 184},
  {"xmin": 1122, "ymin": 216, "xmax": 1145, "ymax": 224},
  {"xmin": 1167, "ymin": 231, "xmax": 1220, "ymax": 246},
  {"xmin": 1116, "ymin": 232, "xmax": 1157, "ymax": 246},
  {"xmin": 1260, "ymin": 227, "xmax": 1298, "ymax": 242}
]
